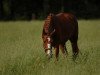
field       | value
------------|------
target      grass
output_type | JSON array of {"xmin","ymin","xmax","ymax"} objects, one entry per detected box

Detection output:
[{"xmin": 0, "ymin": 20, "xmax": 100, "ymax": 75}]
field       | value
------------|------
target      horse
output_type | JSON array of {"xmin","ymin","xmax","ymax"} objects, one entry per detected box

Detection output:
[{"xmin": 42, "ymin": 13, "xmax": 79, "ymax": 60}]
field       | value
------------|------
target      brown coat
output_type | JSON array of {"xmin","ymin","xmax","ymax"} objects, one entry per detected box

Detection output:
[{"xmin": 42, "ymin": 13, "xmax": 79, "ymax": 60}]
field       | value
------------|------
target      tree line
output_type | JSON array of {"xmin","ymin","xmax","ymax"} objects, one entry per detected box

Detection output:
[{"xmin": 0, "ymin": 0, "xmax": 99, "ymax": 20}]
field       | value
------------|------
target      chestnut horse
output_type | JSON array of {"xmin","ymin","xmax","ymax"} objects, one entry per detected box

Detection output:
[{"xmin": 42, "ymin": 13, "xmax": 79, "ymax": 60}]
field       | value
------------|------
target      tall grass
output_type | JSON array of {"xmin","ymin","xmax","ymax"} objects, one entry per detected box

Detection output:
[{"xmin": 0, "ymin": 20, "xmax": 100, "ymax": 75}]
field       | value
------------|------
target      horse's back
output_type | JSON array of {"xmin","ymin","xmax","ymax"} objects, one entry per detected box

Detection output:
[
  {"xmin": 55, "ymin": 13, "xmax": 78, "ymax": 42},
  {"xmin": 56, "ymin": 13, "xmax": 78, "ymax": 26}
]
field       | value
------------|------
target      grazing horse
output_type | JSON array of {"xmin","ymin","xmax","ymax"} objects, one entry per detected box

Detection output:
[{"xmin": 42, "ymin": 13, "xmax": 79, "ymax": 60}]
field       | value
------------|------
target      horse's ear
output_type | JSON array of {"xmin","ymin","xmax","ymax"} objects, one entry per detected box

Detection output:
[{"xmin": 49, "ymin": 13, "xmax": 54, "ymax": 17}]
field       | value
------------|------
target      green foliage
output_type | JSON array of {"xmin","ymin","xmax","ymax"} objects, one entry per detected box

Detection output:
[
  {"xmin": 0, "ymin": 20, "xmax": 100, "ymax": 75},
  {"xmin": 0, "ymin": 0, "xmax": 100, "ymax": 20}
]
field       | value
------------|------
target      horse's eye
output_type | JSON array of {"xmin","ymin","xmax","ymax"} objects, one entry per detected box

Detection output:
[
  {"xmin": 43, "ymin": 37, "xmax": 46, "ymax": 42},
  {"xmin": 51, "ymin": 39, "xmax": 53, "ymax": 42},
  {"xmin": 43, "ymin": 39, "xmax": 46, "ymax": 43},
  {"xmin": 44, "ymin": 40, "xmax": 46, "ymax": 43}
]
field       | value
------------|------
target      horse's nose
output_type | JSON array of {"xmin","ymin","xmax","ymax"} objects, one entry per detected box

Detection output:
[
  {"xmin": 46, "ymin": 50, "xmax": 52, "ymax": 59},
  {"xmin": 47, "ymin": 49, "xmax": 51, "ymax": 54}
]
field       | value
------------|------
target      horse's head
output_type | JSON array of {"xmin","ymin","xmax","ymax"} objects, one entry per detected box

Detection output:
[
  {"xmin": 42, "ymin": 35, "xmax": 52, "ymax": 58},
  {"xmin": 42, "ymin": 13, "xmax": 55, "ymax": 59}
]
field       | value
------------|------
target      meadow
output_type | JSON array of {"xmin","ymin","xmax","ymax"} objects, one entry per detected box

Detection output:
[{"xmin": 0, "ymin": 20, "xmax": 100, "ymax": 75}]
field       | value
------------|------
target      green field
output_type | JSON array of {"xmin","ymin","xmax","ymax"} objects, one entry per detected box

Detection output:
[{"xmin": 0, "ymin": 20, "xmax": 100, "ymax": 75}]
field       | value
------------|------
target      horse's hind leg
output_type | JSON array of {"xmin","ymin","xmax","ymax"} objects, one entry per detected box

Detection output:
[
  {"xmin": 70, "ymin": 37, "xmax": 79, "ymax": 59},
  {"xmin": 59, "ymin": 44, "xmax": 68, "ymax": 58},
  {"xmin": 71, "ymin": 42, "xmax": 79, "ymax": 55}
]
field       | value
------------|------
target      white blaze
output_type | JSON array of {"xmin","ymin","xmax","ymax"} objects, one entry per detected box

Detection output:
[
  {"xmin": 47, "ymin": 43, "xmax": 51, "ymax": 49},
  {"xmin": 46, "ymin": 37, "xmax": 52, "ymax": 56},
  {"xmin": 47, "ymin": 37, "xmax": 50, "ymax": 41},
  {"xmin": 47, "ymin": 37, "xmax": 51, "ymax": 49}
]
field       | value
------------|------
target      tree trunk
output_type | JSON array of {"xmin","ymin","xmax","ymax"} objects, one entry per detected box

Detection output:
[{"xmin": 0, "ymin": 0, "xmax": 4, "ymax": 20}]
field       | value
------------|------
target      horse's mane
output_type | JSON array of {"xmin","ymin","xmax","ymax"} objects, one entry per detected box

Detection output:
[
  {"xmin": 44, "ymin": 13, "xmax": 53, "ymax": 27},
  {"xmin": 43, "ymin": 13, "xmax": 54, "ymax": 34}
]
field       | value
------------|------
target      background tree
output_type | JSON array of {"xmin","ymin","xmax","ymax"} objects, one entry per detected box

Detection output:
[
  {"xmin": 0, "ymin": 0, "xmax": 100, "ymax": 20},
  {"xmin": 0, "ymin": 0, "xmax": 4, "ymax": 20}
]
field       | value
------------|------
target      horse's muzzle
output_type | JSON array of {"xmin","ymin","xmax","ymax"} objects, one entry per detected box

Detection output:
[{"xmin": 46, "ymin": 49, "xmax": 52, "ymax": 59}]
